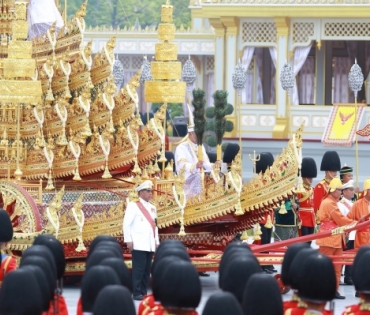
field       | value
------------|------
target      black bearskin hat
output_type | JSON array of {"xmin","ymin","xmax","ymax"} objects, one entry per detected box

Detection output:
[
  {"xmin": 100, "ymin": 258, "xmax": 132, "ymax": 292},
  {"xmin": 242, "ymin": 274, "xmax": 283, "ymax": 315},
  {"xmin": 81, "ymin": 266, "xmax": 120, "ymax": 312},
  {"xmin": 223, "ymin": 143, "xmax": 240, "ymax": 164},
  {"xmin": 281, "ymin": 243, "xmax": 310, "ymax": 286},
  {"xmin": 33, "ymin": 234, "xmax": 66, "ymax": 280},
  {"xmin": 301, "ymin": 157, "xmax": 317, "ymax": 178},
  {"xmin": 88, "ymin": 235, "xmax": 118, "ymax": 257},
  {"xmin": 289, "ymin": 248, "xmax": 318, "ymax": 290},
  {"xmin": 221, "ymin": 256, "xmax": 261, "ymax": 303},
  {"xmin": 22, "ymin": 245, "xmax": 57, "ymax": 280},
  {"xmin": 85, "ymin": 249, "xmax": 121, "ymax": 271},
  {"xmin": 255, "ymin": 152, "xmax": 274, "ymax": 175},
  {"xmin": 158, "ymin": 260, "xmax": 201, "ymax": 309},
  {"xmin": 0, "ymin": 269, "xmax": 44, "ymax": 315},
  {"xmin": 93, "ymin": 285, "xmax": 136, "ymax": 315},
  {"xmin": 320, "ymin": 151, "xmax": 341, "ymax": 171},
  {"xmin": 297, "ymin": 253, "xmax": 336, "ymax": 303},
  {"xmin": 203, "ymin": 291, "xmax": 243, "ymax": 315},
  {"xmin": 353, "ymin": 250, "xmax": 370, "ymax": 293},
  {"xmin": 0, "ymin": 209, "xmax": 13, "ymax": 243},
  {"xmin": 207, "ymin": 151, "xmax": 217, "ymax": 163}
]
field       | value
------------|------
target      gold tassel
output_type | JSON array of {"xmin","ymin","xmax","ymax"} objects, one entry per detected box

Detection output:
[
  {"xmin": 278, "ymin": 202, "xmax": 287, "ymax": 214},
  {"xmin": 73, "ymin": 166, "xmax": 81, "ymax": 181},
  {"xmin": 253, "ymin": 223, "xmax": 262, "ymax": 240},
  {"xmin": 178, "ymin": 217, "xmax": 186, "ymax": 236},
  {"xmin": 102, "ymin": 160, "xmax": 112, "ymax": 179},
  {"xmin": 240, "ymin": 230, "xmax": 249, "ymax": 241},
  {"xmin": 46, "ymin": 87, "xmax": 54, "ymax": 102},
  {"xmin": 45, "ymin": 169, "xmax": 55, "ymax": 190},
  {"xmin": 296, "ymin": 175, "xmax": 305, "ymax": 193},
  {"xmin": 132, "ymin": 159, "xmax": 142, "ymax": 174},
  {"xmin": 264, "ymin": 214, "xmax": 273, "ymax": 228},
  {"xmin": 234, "ymin": 200, "xmax": 244, "ymax": 216}
]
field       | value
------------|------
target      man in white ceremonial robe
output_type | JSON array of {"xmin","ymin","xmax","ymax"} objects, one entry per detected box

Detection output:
[
  {"xmin": 337, "ymin": 179, "xmax": 355, "ymax": 285},
  {"xmin": 175, "ymin": 108, "xmax": 212, "ymax": 199},
  {"xmin": 27, "ymin": 0, "xmax": 64, "ymax": 39},
  {"xmin": 123, "ymin": 180, "xmax": 159, "ymax": 301}
]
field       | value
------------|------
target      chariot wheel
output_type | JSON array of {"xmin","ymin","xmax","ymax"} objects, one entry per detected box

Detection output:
[{"xmin": 0, "ymin": 180, "xmax": 42, "ymax": 234}]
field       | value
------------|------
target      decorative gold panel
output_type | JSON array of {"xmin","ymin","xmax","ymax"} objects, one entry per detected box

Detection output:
[
  {"xmin": 161, "ymin": 3, "xmax": 173, "ymax": 23},
  {"xmin": 242, "ymin": 22, "xmax": 277, "ymax": 43},
  {"xmin": 158, "ymin": 23, "xmax": 175, "ymax": 41},
  {"xmin": 3, "ymin": 59, "xmax": 36, "ymax": 79},
  {"xmin": 151, "ymin": 61, "xmax": 182, "ymax": 80},
  {"xmin": 145, "ymin": 81, "xmax": 186, "ymax": 103},
  {"xmin": 8, "ymin": 41, "xmax": 33, "ymax": 59},
  {"xmin": 0, "ymin": 80, "xmax": 42, "ymax": 104},
  {"xmin": 155, "ymin": 43, "xmax": 178, "ymax": 61},
  {"xmin": 15, "ymin": 1, "xmax": 27, "ymax": 20},
  {"xmin": 11, "ymin": 20, "xmax": 28, "ymax": 40},
  {"xmin": 292, "ymin": 22, "xmax": 314, "ymax": 44}
]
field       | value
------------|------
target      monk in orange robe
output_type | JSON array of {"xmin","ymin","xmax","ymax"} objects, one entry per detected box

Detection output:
[{"xmin": 347, "ymin": 178, "xmax": 370, "ymax": 248}]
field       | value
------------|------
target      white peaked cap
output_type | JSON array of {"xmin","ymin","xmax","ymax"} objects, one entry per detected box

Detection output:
[
  {"xmin": 342, "ymin": 180, "xmax": 354, "ymax": 190},
  {"xmin": 136, "ymin": 180, "xmax": 153, "ymax": 192},
  {"xmin": 187, "ymin": 103, "xmax": 194, "ymax": 133}
]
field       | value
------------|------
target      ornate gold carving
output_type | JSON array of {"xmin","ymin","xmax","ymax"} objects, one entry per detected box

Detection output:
[
  {"xmin": 158, "ymin": 23, "xmax": 176, "ymax": 41},
  {"xmin": 161, "ymin": 2, "xmax": 173, "ymax": 23},
  {"xmin": 14, "ymin": 1, "xmax": 27, "ymax": 20},
  {"xmin": 145, "ymin": 81, "xmax": 186, "ymax": 103},
  {"xmin": 155, "ymin": 43, "xmax": 178, "ymax": 61},
  {"xmin": 11, "ymin": 20, "xmax": 28, "ymax": 40},
  {"xmin": 8, "ymin": 41, "xmax": 32, "ymax": 59},
  {"xmin": 3, "ymin": 59, "xmax": 36, "ymax": 79},
  {"xmin": 151, "ymin": 61, "xmax": 182, "ymax": 80},
  {"xmin": 0, "ymin": 80, "xmax": 42, "ymax": 103}
]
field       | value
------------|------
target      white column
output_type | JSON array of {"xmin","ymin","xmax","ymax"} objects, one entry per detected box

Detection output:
[
  {"xmin": 209, "ymin": 18, "xmax": 225, "ymax": 91},
  {"xmin": 221, "ymin": 17, "xmax": 239, "ymax": 108},
  {"xmin": 272, "ymin": 17, "xmax": 290, "ymax": 139}
]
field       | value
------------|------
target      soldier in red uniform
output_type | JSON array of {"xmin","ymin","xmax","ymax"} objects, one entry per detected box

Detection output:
[
  {"xmin": 288, "ymin": 252, "xmax": 336, "ymax": 315},
  {"xmin": 341, "ymin": 246, "xmax": 370, "ymax": 315},
  {"xmin": 313, "ymin": 151, "xmax": 341, "ymax": 214},
  {"xmin": 255, "ymin": 152, "xmax": 275, "ymax": 273},
  {"xmin": 0, "ymin": 208, "xmax": 16, "ymax": 288},
  {"xmin": 297, "ymin": 157, "xmax": 317, "ymax": 239}
]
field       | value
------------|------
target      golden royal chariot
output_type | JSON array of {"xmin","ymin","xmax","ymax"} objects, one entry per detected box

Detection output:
[{"xmin": 0, "ymin": 0, "xmax": 310, "ymax": 274}]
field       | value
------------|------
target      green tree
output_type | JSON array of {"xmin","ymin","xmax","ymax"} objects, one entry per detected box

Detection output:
[{"xmin": 67, "ymin": 0, "xmax": 190, "ymax": 29}]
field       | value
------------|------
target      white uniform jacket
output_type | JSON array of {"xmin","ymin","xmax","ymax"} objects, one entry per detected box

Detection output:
[
  {"xmin": 123, "ymin": 197, "xmax": 159, "ymax": 252},
  {"xmin": 337, "ymin": 197, "xmax": 355, "ymax": 241}
]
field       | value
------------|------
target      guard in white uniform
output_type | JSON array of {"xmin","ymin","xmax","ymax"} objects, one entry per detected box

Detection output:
[
  {"xmin": 123, "ymin": 180, "xmax": 159, "ymax": 300},
  {"xmin": 175, "ymin": 106, "xmax": 212, "ymax": 199},
  {"xmin": 337, "ymin": 179, "xmax": 355, "ymax": 285}
]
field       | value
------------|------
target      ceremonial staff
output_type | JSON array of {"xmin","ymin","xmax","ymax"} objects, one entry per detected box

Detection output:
[
  {"xmin": 348, "ymin": 59, "xmax": 364, "ymax": 188},
  {"xmin": 232, "ymin": 59, "xmax": 247, "ymax": 151},
  {"xmin": 280, "ymin": 61, "xmax": 294, "ymax": 138}
]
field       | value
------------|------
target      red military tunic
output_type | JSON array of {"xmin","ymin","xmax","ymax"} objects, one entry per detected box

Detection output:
[
  {"xmin": 297, "ymin": 184, "xmax": 315, "ymax": 227},
  {"xmin": 138, "ymin": 294, "xmax": 164, "ymax": 315},
  {"xmin": 342, "ymin": 304, "xmax": 361, "ymax": 315},
  {"xmin": 0, "ymin": 253, "xmax": 17, "ymax": 287},
  {"xmin": 44, "ymin": 294, "xmax": 69, "ymax": 315},
  {"xmin": 285, "ymin": 307, "xmax": 332, "ymax": 315},
  {"xmin": 313, "ymin": 179, "xmax": 330, "ymax": 213},
  {"xmin": 343, "ymin": 303, "xmax": 370, "ymax": 314}
]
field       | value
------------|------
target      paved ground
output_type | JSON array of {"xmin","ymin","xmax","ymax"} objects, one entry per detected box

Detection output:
[{"xmin": 62, "ymin": 271, "xmax": 358, "ymax": 315}]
